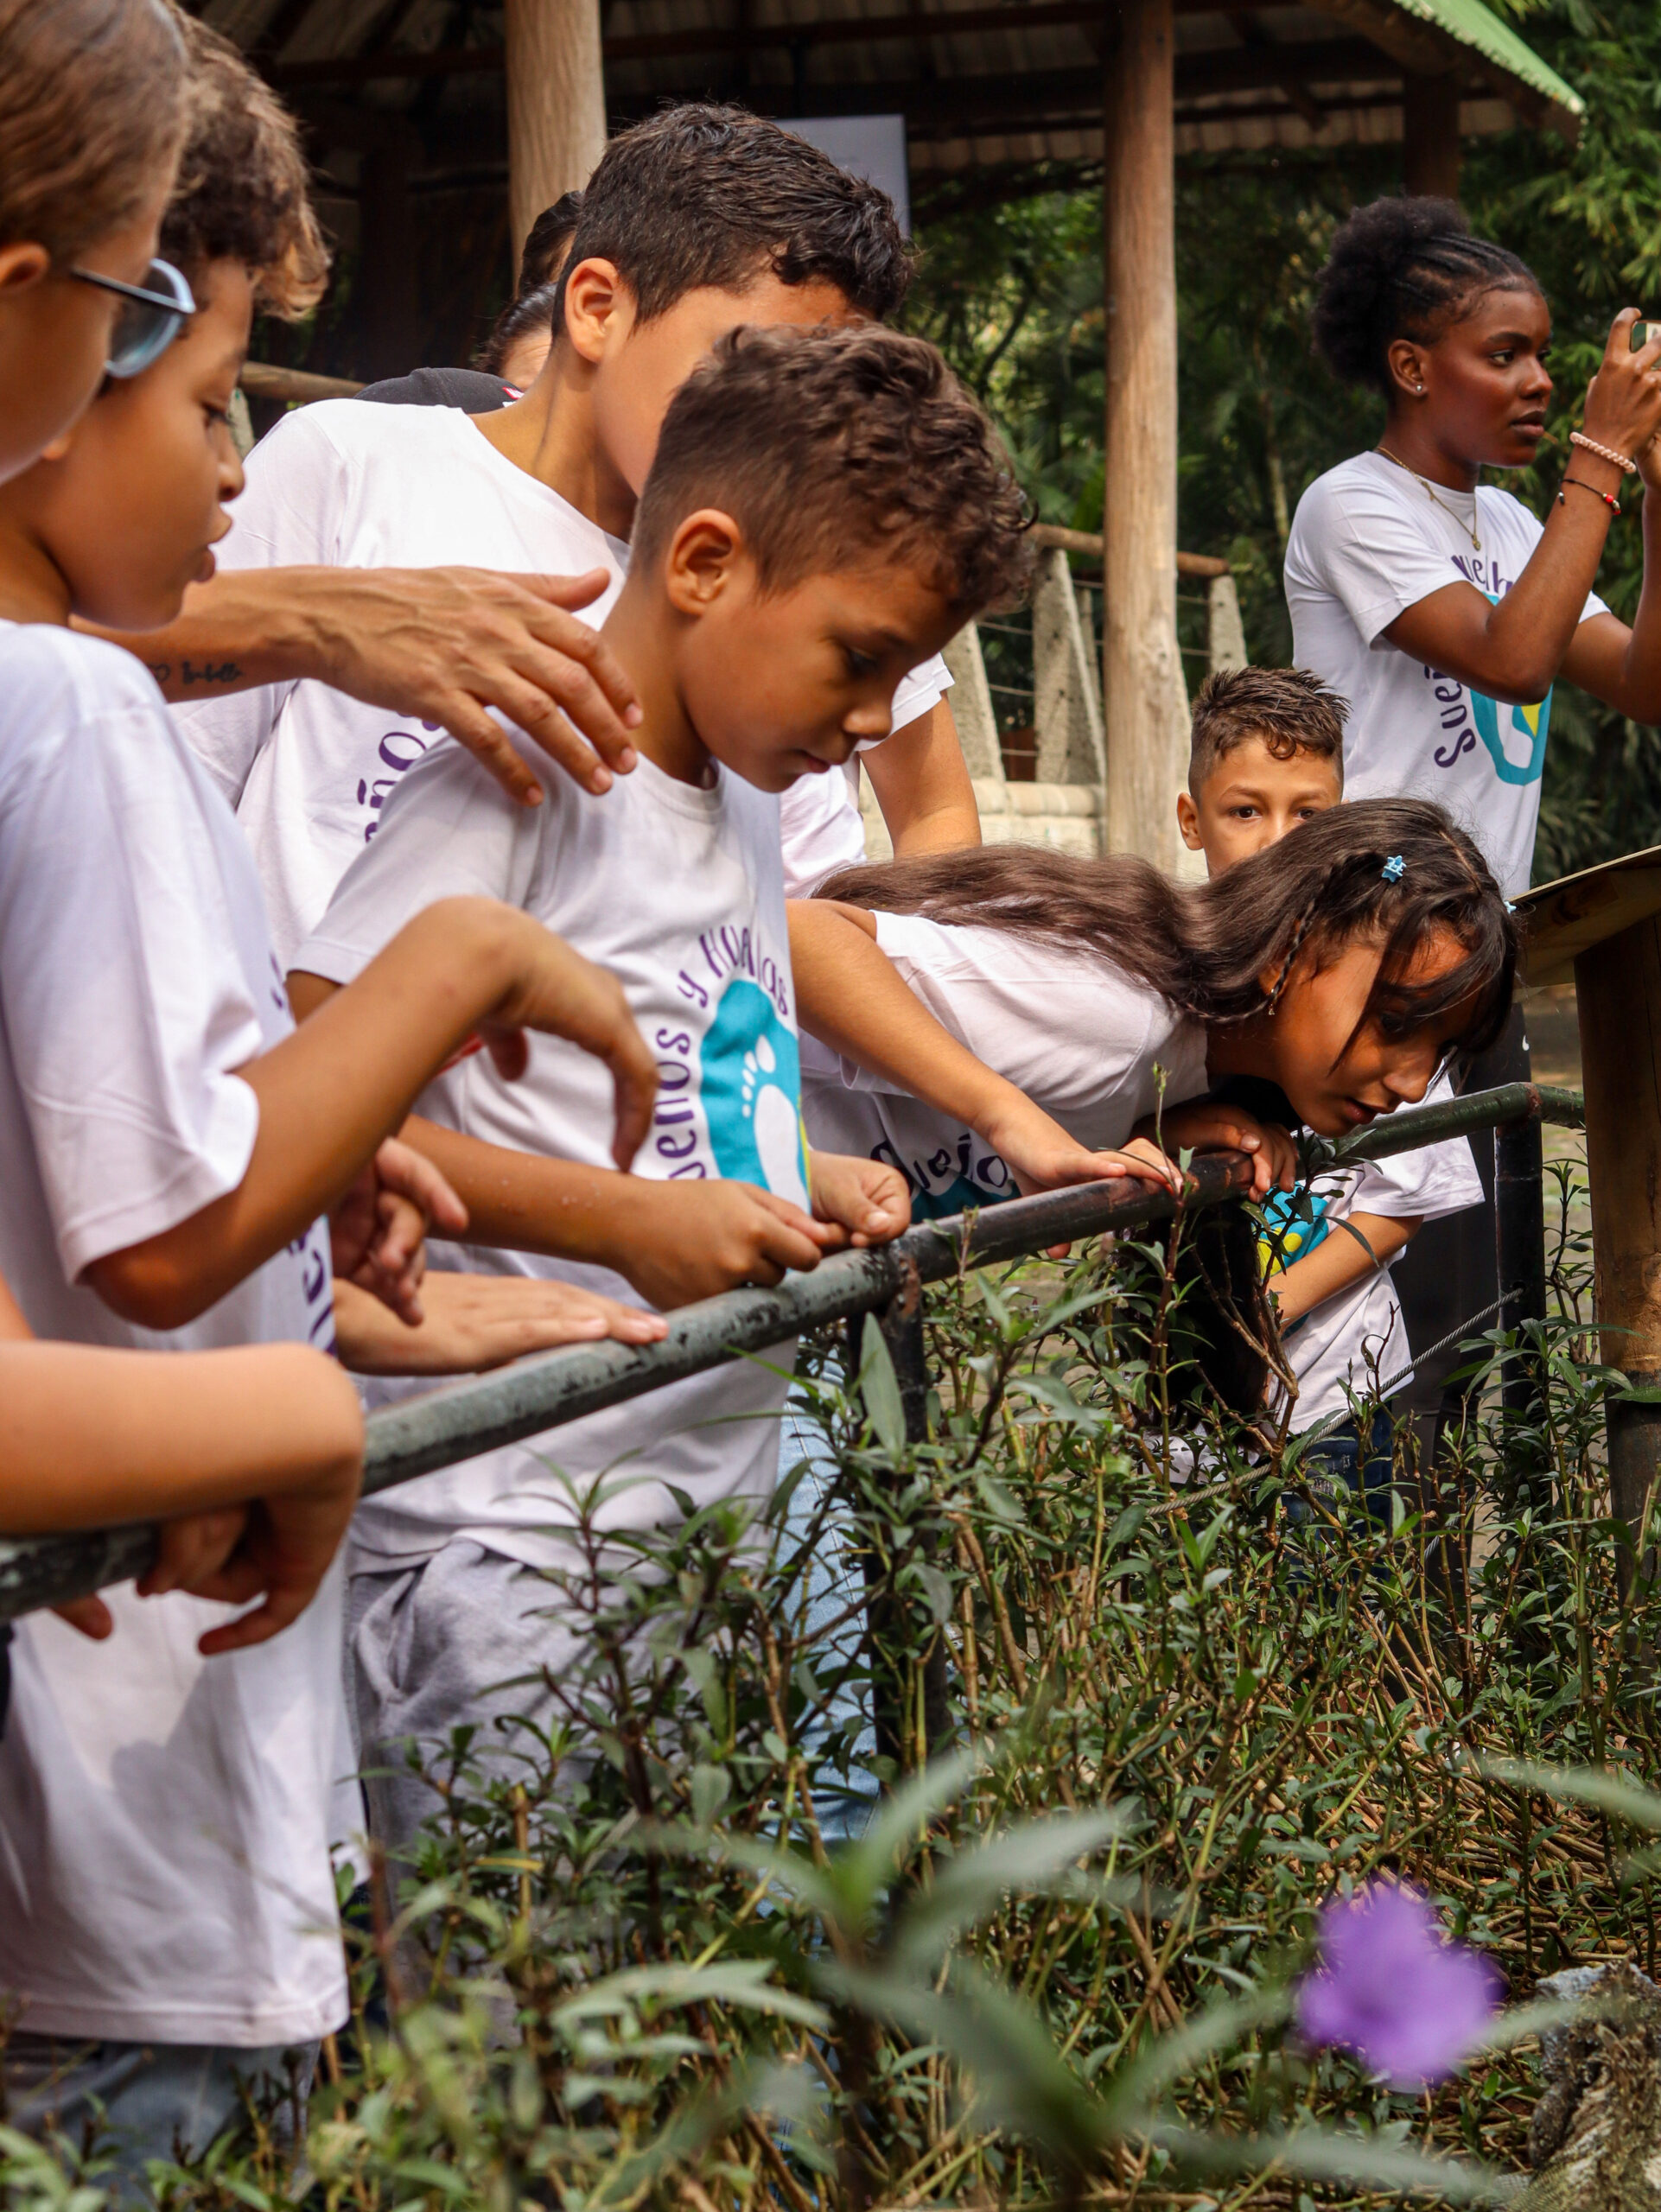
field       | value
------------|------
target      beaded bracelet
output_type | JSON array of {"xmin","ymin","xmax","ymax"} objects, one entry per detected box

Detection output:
[
  {"xmin": 1570, "ymin": 429, "xmax": 1638, "ymax": 474},
  {"xmin": 1560, "ymin": 474, "xmax": 1621, "ymax": 515}
]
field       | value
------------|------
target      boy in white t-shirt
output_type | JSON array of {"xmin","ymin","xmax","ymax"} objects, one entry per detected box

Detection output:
[
  {"xmin": 176, "ymin": 105, "xmax": 960, "ymax": 938},
  {"xmin": 175, "ymin": 108, "xmax": 966, "ymax": 1314},
  {"xmin": 1178, "ymin": 666, "xmax": 1484, "ymax": 1501},
  {"xmin": 286, "ymin": 322, "xmax": 1033, "ymax": 1862},
  {"xmin": 0, "ymin": 50, "xmax": 664, "ymax": 2182}
]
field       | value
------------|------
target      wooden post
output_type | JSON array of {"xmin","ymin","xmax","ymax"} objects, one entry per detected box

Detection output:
[
  {"xmin": 504, "ymin": 0, "xmax": 608, "ymax": 265},
  {"xmin": 1103, "ymin": 0, "xmax": 1182, "ymax": 873},
  {"xmin": 1577, "ymin": 918, "xmax": 1661, "ymax": 1577},
  {"xmin": 1403, "ymin": 70, "xmax": 1461, "ymax": 200},
  {"xmin": 1032, "ymin": 546, "xmax": 1107, "ymax": 787}
]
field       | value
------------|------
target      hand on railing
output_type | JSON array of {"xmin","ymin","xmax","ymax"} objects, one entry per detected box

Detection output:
[{"xmin": 1135, "ymin": 1101, "xmax": 1300, "ymax": 1200}]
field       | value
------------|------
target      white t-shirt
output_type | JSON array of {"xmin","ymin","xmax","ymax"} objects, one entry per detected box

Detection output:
[
  {"xmin": 0, "ymin": 626, "xmax": 344, "ymax": 2047},
  {"xmin": 177, "ymin": 398, "xmax": 952, "ymax": 951},
  {"xmin": 175, "ymin": 400, "xmax": 631, "ymax": 968},
  {"xmin": 777, "ymin": 659, "xmax": 953, "ymax": 898},
  {"xmin": 294, "ymin": 741, "xmax": 805, "ymax": 1571},
  {"xmin": 800, "ymin": 912, "xmax": 1209, "ymax": 1216},
  {"xmin": 1285, "ymin": 451, "xmax": 1609, "ymax": 897},
  {"xmin": 1270, "ymin": 1079, "xmax": 1483, "ymax": 1432}
]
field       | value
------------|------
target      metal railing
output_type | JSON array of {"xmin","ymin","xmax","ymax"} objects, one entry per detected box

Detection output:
[{"xmin": 0, "ymin": 1082, "xmax": 1588, "ymax": 1625}]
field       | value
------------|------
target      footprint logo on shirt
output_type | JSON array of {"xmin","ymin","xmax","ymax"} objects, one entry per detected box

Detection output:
[
  {"xmin": 1469, "ymin": 590, "xmax": 1550, "ymax": 785},
  {"xmin": 1471, "ymin": 688, "xmax": 1550, "ymax": 785},
  {"xmin": 702, "ymin": 977, "xmax": 810, "ymax": 1208}
]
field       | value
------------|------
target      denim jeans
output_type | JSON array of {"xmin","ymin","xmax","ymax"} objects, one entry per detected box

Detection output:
[
  {"xmin": 780, "ymin": 1391, "xmax": 878, "ymax": 1845},
  {"xmin": 1287, "ymin": 1407, "xmax": 1396, "ymax": 1530},
  {"xmin": 3, "ymin": 2033, "xmax": 315, "ymax": 2202}
]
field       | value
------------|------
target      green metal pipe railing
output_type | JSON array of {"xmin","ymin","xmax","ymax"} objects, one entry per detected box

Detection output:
[{"xmin": 0, "ymin": 1080, "xmax": 1585, "ymax": 1624}]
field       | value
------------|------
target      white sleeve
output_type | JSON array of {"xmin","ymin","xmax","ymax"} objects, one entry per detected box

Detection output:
[
  {"xmin": 292, "ymin": 733, "xmax": 540, "ymax": 985},
  {"xmin": 0, "ymin": 637, "xmax": 264, "ymax": 1282},
  {"xmin": 1349, "ymin": 1133, "xmax": 1484, "ymax": 1222},
  {"xmin": 886, "ymin": 652, "xmax": 954, "ymax": 741},
  {"xmin": 173, "ymin": 406, "xmax": 357, "ymax": 809},
  {"xmin": 871, "ymin": 912, "xmax": 1144, "ymax": 1120},
  {"xmin": 1287, "ymin": 471, "xmax": 1480, "ymax": 649}
]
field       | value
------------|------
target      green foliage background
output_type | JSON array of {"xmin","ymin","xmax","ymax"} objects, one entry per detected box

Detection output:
[{"xmin": 901, "ymin": 0, "xmax": 1661, "ymax": 882}]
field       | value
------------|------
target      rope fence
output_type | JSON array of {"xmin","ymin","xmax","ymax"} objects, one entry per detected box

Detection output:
[{"xmin": 0, "ymin": 1081, "xmax": 1587, "ymax": 1625}]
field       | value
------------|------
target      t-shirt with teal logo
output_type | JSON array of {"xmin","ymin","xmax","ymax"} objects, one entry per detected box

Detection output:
[
  {"xmin": 295, "ymin": 745, "xmax": 811, "ymax": 1572},
  {"xmin": 1286, "ymin": 450, "xmax": 1608, "ymax": 898}
]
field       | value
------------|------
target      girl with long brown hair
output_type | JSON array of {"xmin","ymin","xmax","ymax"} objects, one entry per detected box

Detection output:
[{"xmin": 791, "ymin": 796, "xmax": 1516, "ymax": 1214}]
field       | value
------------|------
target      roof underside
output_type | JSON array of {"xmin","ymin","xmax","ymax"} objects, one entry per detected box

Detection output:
[{"xmin": 207, "ymin": 0, "xmax": 1582, "ymax": 217}]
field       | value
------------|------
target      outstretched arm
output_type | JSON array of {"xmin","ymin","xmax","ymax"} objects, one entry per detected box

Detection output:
[
  {"xmin": 0, "ymin": 1293, "xmax": 364, "ymax": 1658},
  {"xmin": 86, "ymin": 899, "xmax": 656, "ymax": 1332},
  {"xmin": 788, "ymin": 899, "xmax": 1176, "ymax": 1194},
  {"xmin": 1385, "ymin": 310, "xmax": 1661, "ymax": 711},
  {"xmin": 84, "ymin": 564, "xmax": 643, "ymax": 804}
]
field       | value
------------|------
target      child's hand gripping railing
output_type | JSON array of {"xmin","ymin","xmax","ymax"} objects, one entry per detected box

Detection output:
[{"xmin": 0, "ymin": 1081, "xmax": 1588, "ymax": 1626}]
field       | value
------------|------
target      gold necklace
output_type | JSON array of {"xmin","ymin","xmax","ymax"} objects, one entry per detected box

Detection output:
[{"xmin": 1377, "ymin": 444, "xmax": 1481, "ymax": 552}]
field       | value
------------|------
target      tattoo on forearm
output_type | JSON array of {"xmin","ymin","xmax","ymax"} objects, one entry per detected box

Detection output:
[
  {"xmin": 147, "ymin": 663, "xmax": 171, "ymax": 685},
  {"xmin": 180, "ymin": 658, "xmax": 242, "ymax": 686}
]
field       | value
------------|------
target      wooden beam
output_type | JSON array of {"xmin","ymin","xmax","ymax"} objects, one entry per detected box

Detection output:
[
  {"xmin": 503, "ymin": 0, "xmax": 607, "ymax": 257},
  {"xmin": 358, "ymin": 137, "xmax": 421, "ymax": 379},
  {"xmin": 1103, "ymin": 0, "xmax": 1182, "ymax": 871},
  {"xmin": 267, "ymin": 2, "xmax": 1373, "ymax": 83},
  {"xmin": 1402, "ymin": 66, "xmax": 1461, "ymax": 196}
]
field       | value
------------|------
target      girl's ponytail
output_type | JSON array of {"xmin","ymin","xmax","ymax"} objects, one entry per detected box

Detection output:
[{"xmin": 820, "ymin": 798, "xmax": 1517, "ymax": 1058}]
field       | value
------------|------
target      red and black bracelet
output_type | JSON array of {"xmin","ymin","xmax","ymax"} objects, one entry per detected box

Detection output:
[{"xmin": 1560, "ymin": 474, "xmax": 1621, "ymax": 516}]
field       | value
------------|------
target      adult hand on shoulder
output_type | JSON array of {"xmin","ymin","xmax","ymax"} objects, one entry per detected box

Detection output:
[
  {"xmin": 306, "ymin": 566, "xmax": 642, "ymax": 804},
  {"xmin": 808, "ymin": 1151, "xmax": 912, "ymax": 1248},
  {"xmin": 334, "ymin": 1271, "xmax": 667, "ymax": 1375},
  {"xmin": 1581, "ymin": 309, "xmax": 1661, "ymax": 470}
]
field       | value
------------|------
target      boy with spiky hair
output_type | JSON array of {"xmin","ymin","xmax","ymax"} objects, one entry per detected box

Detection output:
[
  {"xmin": 175, "ymin": 110, "xmax": 971, "ymax": 1308},
  {"xmin": 1177, "ymin": 664, "xmax": 1348, "ymax": 875},
  {"xmin": 288, "ymin": 321, "xmax": 1032, "ymax": 1860}
]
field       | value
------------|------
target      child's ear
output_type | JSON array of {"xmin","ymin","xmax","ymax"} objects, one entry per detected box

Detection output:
[
  {"xmin": 562, "ymin": 257, "xmax": 629, "ymax": 365},
  {"xmin": 664, "ymin": 510, "xmax": 745, "ymax": 614},
  {"xmin": 0, "ymin": 242, "xmax": 51, "ymax": 296},
  {"xmin": 1176, "ymin": 790, "xmax": 1203, "ymax": 850}
]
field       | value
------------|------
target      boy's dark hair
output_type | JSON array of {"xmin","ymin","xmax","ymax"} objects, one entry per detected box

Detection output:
[
  {"xmin": 161, "ymin": 15, "xmax": 328, "ymax": 319},
  {"xmin": 557, "ymin": 103, "xmax": 911, "ymax": 331},
  {"xmin": 1188, "ymin": 666, "xmax": 1347, "ymax": 793},
  {"xmin": 824, "ymin": 797, "xmax": 1516, "ymax": 1063},
  {"xmin": 518, "ymin": 189, "xmax": 584, "ymax": 295},
  {"xmin": 633, "ymin": 322, "xmax": 1032, "ymax": 617},
  {"xmin": 1312, "ymin": 197, "xmax": 1538, "ymax": 396},
  {"xmin": 0, "ymin": 0, "xmax": 183, "ymax": 262},
  {"xmin": 475, "ymin": 279, "xmax": 563, "ymax": 378}
]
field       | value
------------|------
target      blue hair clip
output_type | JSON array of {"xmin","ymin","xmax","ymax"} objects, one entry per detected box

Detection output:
[{"xmin": 1381, "ymin": 855, "xmax": 1405, "ymax": 884}]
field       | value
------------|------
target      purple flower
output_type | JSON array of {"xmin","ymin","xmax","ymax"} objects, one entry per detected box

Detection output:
[{"xmin": 1294, "ymin": 1882, "xmax": 1502, "ymax": 2088}]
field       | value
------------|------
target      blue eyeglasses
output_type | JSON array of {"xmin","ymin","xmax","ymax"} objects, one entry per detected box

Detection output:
[{"xmin": 69, "ymin": 257, "xmax": 196, "ymax": 378}]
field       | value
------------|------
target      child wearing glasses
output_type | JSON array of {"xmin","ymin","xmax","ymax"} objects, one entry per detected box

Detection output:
[{"xmin": 0, "ymin": 17, "xmax": 666, "ymax": 2183}]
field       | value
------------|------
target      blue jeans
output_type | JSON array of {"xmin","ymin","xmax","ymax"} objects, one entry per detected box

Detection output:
[
  {"xmin": 780, "ymin": 1392, "xmax": 878, "ymax": 1845},
  {"xmin": 3, "ymin": 2033, "xmax": 315, "ymax": 2201},
  {"xmin": 1288, "ymin": 1408, "xmax": 1396, "ymax": 1529}
]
